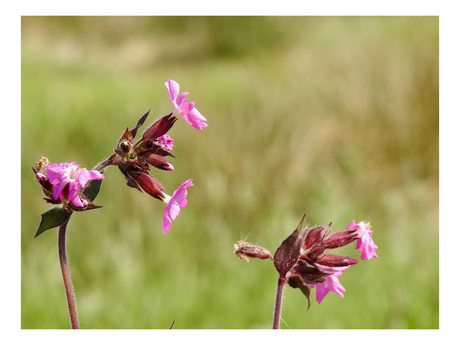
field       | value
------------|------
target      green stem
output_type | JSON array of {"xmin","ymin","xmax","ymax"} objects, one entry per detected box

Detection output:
[
  {"xmin": 272, "ymin": 276, "xmax": 287, "ymax": 329},
  {"xmin": 58, "ymin": 218, "xmax": 80, "ymax": 329}
]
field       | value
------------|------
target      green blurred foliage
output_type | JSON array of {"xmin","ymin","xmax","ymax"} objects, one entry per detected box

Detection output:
[{"xmin": 21, "ymin": 16, "xmax": 438, "ymax": 329}]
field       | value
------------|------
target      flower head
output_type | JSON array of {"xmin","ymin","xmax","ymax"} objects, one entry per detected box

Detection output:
[
  {"xmin": 268, "ymin": 215, "xmax": 371, "ymax": 308},
  {"xmin": 44, "ymin": 162, "xmax": 104, "ymax": 207},
  {"xmin": 113, "ymin": 119, "xmax": 176, "ymax": 197},
  {"xmin": 161, "ymin": 179, "xmax": 193, "ymax": 233},
  {"xmin": 347, "ymin": 220, "xmax": 378, "ymax": 260},
  {"xmin": 165, "ymin": 79, "xmax": 208, "ymax": 130}
]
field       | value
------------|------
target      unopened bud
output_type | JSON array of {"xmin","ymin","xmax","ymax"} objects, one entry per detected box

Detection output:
[
  {"xmin": 303, "ymin": 223, "xmax": 331, "ymax": 251},
  {"xmin": 145, "ymin": 153, "xmax": 174, "ymax": 171},
  {"xmin": 315, "ymin": 254, "xmax": 358, "ymax": 267},
  {"xmin": 131, "ymin": 171, "xmax": 166, "ymax": 201},
  {"xmin": 234, "ymin": 241, "xmax": 273, "ymax": 262},
  {"xmin": 322, "ymin": 230, "xmax": 358, "ymax": 249},
  {"xmin": 142, "ymin": 113, "xmax": 178, "ymax": 141}
]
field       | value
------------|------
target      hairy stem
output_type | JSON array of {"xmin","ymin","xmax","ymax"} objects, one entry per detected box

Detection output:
[
  {"xmin": 58, "ymin": 218, "xmax": 80, "ymax": 329},
  {"xmin": 273, "ymin": 276, "xmax": 287, "ymax": 329}
]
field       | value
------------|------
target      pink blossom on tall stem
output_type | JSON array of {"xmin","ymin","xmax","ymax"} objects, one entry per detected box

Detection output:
[
  {"xmin": 348, "ymin": 220, "xmax": 378, "ymax": 260},
  {"xmin": 312, "ymin": 265, "xmax": 349, "ymax": 304},
  {"xmin": 46, "ymin": 162, "xmax": 104, "ymax": 207},
  {"xmin": 156, "ymin": 134, "xmax": 174, "ymax": 152},
  {"xmin": 165, "ymin": 79, "xmax": 208, "ymax": 130},
  {"xmin": 161, "ymin": 179, "xmax": 194, "ymax": 233}
]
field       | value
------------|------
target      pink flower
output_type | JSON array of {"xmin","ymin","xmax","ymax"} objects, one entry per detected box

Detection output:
[
  {"xmin": 46, "ymin": 162, "xmax": 104, "ymax": 207},
  {"xmin": 347, "ymin": 220, "xmax": 378, "ymax": 260},
  {"xmin": 162, "ymin": 179, "xmax": 194, "ymax": 233},
  {"xmin": 312, "ymin": 266, "xmax": 349, "ymax": 304},
  {"xmin": 156, "ymin": 134, "xmax": 174, "ymax": 152},
  {"xmin": 165, "ymin": 79, "xmax": 208, "ymax": 130}
]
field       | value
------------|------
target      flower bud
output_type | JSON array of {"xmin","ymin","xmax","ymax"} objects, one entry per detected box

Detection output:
[
  {"xmin": 142, "ymin": 113, "xmax": 178, "ymax": 141},
  {"xmin": 302, "ymin": 224, "xmax": 331, "ymax": 251},
  {"xmin": 134, "ymin": 139, "xmax": 154, "ymax": 156},
  {"xmin": 234, "ymin": 241, "xmax": 273, "ymax": 262},
  {"xmin": 131, "ymin": 171, "xmax": 166, "ymax": 201},
  {"xmin": 144, "ymin": 153, "xmax": 174, "ymax": 171},
  {"xmin": 322, "ymin": 230, "xmax": 358, "ymax": 249},
  {"xmin": 117, "ymin": 128, "xmax": 134, "ymax": 154},
  {"xmin": 314, "ymin": 254, "xmax": 358, "ymax": 267}
]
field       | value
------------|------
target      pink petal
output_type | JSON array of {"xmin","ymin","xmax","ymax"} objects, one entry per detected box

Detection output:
[
  {"xmin": 171, "ymin": 179, "xmax": 194, "ymax": 202},
  {"xmin": 47, "ymin": 162, "xmax": 75, "ymax": 200},
  {"xmin": 176, "ymin": 92, "xmax": 189, "ymax": 106},
  {"xmin": 156, "ymin": 135, "xmax": 174, "ymax": 151},
  {"xmin": 53, "ymin": 177, "xmax": 71, "ymax": 201},
  {"xmin": 179, "ymin": 100, "xmax": 195, "ymax": 114},
  {"xmin": 356, "ymin": 236, "xmax": 379, "ymax": 260},
  {"xmin": 189, "ymin": 107, "xmax": 207, "ymax": 121},
  {"xmin": 161, "ymin": 179, "xmax": 193, "ymax": 233},
  {"xmin": 67, "ymin": 181, "xmax": 80, "ymax": 201},
  {"xmin": 312, "ymin": 265, "xmax": 349, "ymax": 304},
  {"xmin": 349, "ymin": 220, "xmax": 378, "ymax": 260},
  {"xmin": 315, "ymin": 284, "xmax": 329, "ymax": 304},
  {"xmin": 316, "ymin": 274, "xmax": 346, "ymax": 303},
  {"xmin": 164, "ymin": 80, "xmax": 208, "ymax": 130},
  {"xmin": 76, "ymin": 168, "xmax": 92, "ymax": 188},
  {"xmin": 162, "ymin": 209, "xmax": 172, "ymax": 233},
  {"xmin": 327, "ymin": 275, "xmax": 346, "ymax": 297},
  {"xmin": 178, "ymin": 198, "xmax": 188, "ymax": 209},
  {"xmin": 165, "ymin": 79, "xmax": 180, "ymax": 105},
  {"xmin": 181, "ymin": 108, "xmax": 208, "ymax": 130},
  {"xmin": 347, "ymin": 220, "xmax": 359, "ymax": 231},
  {"xmin": 69, "ymin": 195, "xmax": 84, "ymax": 208},
  {"xmin": 167, "ymin": 202, "xmax": 181, "ymax": 221},
  {"xmin": 45, "ymin": 163, "xmax": 64, "ymax": 183},
  {"xmin": 88, "ymin": 169, "xmax": 105, "ymax": 180}
]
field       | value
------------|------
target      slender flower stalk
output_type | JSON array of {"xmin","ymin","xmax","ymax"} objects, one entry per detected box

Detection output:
[
  {"xmin": 58, "ymin": 216, "xmax": 79, "ymax": 329},
  {"xmin": 272, "ymin": 277, "xmax": 287, "ymax": 329}
]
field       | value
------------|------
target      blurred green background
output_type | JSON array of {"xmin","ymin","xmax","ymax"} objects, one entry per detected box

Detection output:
[{"xmin": 21, "ymin": 16, "xmax": 438, "ymax": 329}]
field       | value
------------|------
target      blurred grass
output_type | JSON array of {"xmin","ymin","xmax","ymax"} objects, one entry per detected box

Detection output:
[{"xmin": 21, "ymin": 16, "xmax": 438, "ymax": 329}]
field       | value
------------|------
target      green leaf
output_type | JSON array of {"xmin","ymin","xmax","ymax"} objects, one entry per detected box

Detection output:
[
  {"xmin": 287, "ymin": 274, "xmax": 312, "ymax": 310},
  {"xmin": 35, "ymin": 207, "xmax": 72, "ymax": 238},
  {"xmin": 82, "ymin": 179, "xmax": 103, "ymax": 202}
]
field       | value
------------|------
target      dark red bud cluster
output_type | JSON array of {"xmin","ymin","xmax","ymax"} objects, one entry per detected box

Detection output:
[
  {"xmin": 300, "ymin": 223, "xmax": 358, "ymax": 265},
  {"xmin": 98, "ymin": 110, "xmax": 179, "ymax": 199},
  {"xmin": 239, "ymin": 215, "xmax": 361, "ymax": 309}
]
